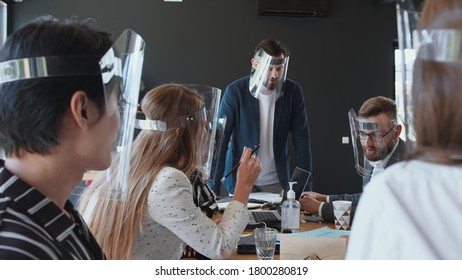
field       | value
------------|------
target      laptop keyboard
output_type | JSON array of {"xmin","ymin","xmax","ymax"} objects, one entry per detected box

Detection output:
[{"xmin": 250, "ymin": 211, "xmax": 279, "ymax": 223}]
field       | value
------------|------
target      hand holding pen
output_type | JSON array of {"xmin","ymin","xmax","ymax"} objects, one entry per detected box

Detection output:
[
  {"xmin": 221, "ymin": 144, "xmax": 261, "ymax": 182},
  {"xmin": 231, "ymin": 146, "xmax": 262, "ymax": 204}
]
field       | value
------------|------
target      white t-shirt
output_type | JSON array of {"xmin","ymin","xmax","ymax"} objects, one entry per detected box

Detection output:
[
  {"xmin": 255, "ymin": 92, "xmax": 278, "ymax": 186},
  {"xmin": 346, "ymin": 160, "xmax": 462, "ymax": 259}
]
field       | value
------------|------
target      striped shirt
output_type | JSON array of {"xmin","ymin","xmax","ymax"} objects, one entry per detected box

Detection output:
[
  {"xmin": 0, "ymin": 160, "xmax": 105, "ymax": 259},
  {"xmin": 191, "ymin": 171, "xmax": 218, "ymax": 218}
]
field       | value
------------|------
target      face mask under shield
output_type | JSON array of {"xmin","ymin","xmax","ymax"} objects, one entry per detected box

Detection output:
[
  {"xmin": 249, "ymin": 50, "xmax": 288, "ymax": 100},
  {"xmin": 348, "ymin": 109, "xmax": 397, "ymax": 177},
  {"xmin": 0, "ymin": 29, "xmax": 145, "ymax": 201},
  {"xmin": 135, "ymin": 84, "xmax": 222, "ymax": 185}
]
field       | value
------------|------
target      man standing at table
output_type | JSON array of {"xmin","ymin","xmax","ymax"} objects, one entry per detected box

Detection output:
[
  {"xmin": 300, "ymin": 96, "xmax": 406, "ymax": 222},
  {"xmin": 209, "ymin": 38, "xmax": 313, "ymax": 195}
]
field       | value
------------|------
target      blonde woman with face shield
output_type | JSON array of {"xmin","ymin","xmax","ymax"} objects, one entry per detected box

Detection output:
[{"xmin": 79, "ymin": 83, "xmax": 261, "ymax": 260}]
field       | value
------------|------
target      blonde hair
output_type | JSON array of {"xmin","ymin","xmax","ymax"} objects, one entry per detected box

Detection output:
[{"xmin": 78, "ymin": 83, "xmax": 203, "ymax": 259}]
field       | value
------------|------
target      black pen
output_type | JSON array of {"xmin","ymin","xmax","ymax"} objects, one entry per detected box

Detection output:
[{"xmin": 221, "ymin": 144, "xmax": 261, "ymax": 183}]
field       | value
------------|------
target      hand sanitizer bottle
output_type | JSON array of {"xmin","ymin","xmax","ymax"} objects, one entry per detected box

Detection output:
[{"xmin": 281, "ymin": 182, "xmax": 300, "ymax": 233}]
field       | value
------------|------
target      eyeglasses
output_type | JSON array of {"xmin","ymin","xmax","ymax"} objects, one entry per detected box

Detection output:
[{"xmin": 358, "ymin": 126, "xmax": 395, "ymax": 142}]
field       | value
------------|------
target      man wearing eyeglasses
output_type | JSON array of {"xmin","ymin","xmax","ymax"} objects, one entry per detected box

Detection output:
[{"xmin": 300, "ymin": 96, "xmax": 406, "ymax": 223}]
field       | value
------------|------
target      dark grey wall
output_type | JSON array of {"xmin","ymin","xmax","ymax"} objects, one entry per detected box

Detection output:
[{"xmin": 7, "ymin": 0, "xmax": 397, "ymax": 195}]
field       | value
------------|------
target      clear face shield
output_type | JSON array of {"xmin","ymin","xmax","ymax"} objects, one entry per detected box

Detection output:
[
  {"xmin": 249, "ymin": 50, "xmax": 289, "ymax": 100},
  {"xmin": 102, "ymin": 29, "xmax": 145, "ymax": 199},
  {"xmin": 348, "ymin": 109, "xmax": 398, "ymax": 177},
  {"xmin": 135, "ymin": 84, "xmax": 222, "ymax": 185},
  {"xmin": 0, "ymin": 29, "xmax": 145, "ymax": 200}
]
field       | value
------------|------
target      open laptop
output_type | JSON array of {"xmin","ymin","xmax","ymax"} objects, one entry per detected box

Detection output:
[
  {"xmin": 217, "ymin": 194, "xmax": 282, "ymax": 230},
  {"xmin": 245, "ymin": 167, "xmax": 311, "ymax": 230},
  {"xmin": 282, "ymin": 167, "xmax": 312, "ymax": 201},
  {"xmin": 246, "ymin": 210, "xmax": 281, "ymax": 230}
]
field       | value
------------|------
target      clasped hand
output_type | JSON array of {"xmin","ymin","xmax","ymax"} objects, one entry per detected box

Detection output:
[{"xmin": 299, "ymin": 191, "xmax": 327, "ymax": 214}]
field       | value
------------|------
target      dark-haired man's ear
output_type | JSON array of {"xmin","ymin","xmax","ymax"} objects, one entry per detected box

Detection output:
[
  {"xmin": 69, "ymin": 90, "xmax": 89, "ymax": 128},
  {"xmin": 251, "ymin": 58, "xmax": 258, "ymax": 70}
]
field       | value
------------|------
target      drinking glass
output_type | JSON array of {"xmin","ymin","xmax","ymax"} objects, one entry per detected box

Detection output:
[{"xmin": 254, "ymin": 227, "xmax": 278, "ymax": 260}]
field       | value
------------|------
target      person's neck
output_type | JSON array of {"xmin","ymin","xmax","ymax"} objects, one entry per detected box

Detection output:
[
  {"xmin": 259, "ymin": 86, "xmax": 275, "ymax": 96},
  {"xmin": 5, "ymin": 152, "xmax": 84, "ymax": 209}
]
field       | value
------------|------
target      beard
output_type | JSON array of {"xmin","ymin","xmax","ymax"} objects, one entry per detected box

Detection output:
[
  {"xmin": 263, "ymin": 80, "xmax": 278, "ymax": 90},
  {"xmin": 364, "ymin": 139, "xmax": 396, "ymax": 162}
]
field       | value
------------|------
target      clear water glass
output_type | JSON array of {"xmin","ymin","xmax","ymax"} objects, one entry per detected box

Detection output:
[{"xmin": 254, "ymin": 227, "xmax": 278, "ymax": 260}]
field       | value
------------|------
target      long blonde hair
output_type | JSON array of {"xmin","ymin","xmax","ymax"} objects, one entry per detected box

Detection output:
[{"xmin": 78, "ymin": 84, "xmax": 203, "ymax": 259}]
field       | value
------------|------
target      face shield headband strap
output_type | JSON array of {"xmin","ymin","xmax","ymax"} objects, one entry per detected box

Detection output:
[
  {"xmin": 414, "ymin": 29, "xmax": 462, "ymax": 63},
  {"xmin": 357, "ymin": 119, "xmax": 397, "ymax": 131},
  {"xmin": 358, "ymin": 121, "xmax": 379, "ymax": 131},
  {"xmin": 253, "ymin": 54, "xmax": 288, "ymax": 66},
  {"xmin": 0, "ymin": 56, "xmax": 104, "ymax": 85},
  {"xmin": 135, "ymin": 107, "xmax": 207, "ymax": 132}
]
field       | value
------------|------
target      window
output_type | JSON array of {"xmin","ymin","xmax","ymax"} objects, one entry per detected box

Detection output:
[
  {"xmin": 0, "ymin": 1, "xmax": 6, "ymax": 49},
  {"xmin": 394, "ymin": 41, "xmax": 417, "ymax": 142}
]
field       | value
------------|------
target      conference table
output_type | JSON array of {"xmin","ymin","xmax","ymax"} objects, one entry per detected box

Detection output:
[
  {"xmin": 82, "ymin": 172, "xmax": 343, "ymax": 260},
  {"xmin": 225, "ymin": 212, "xmax": 338, "ymax": 260}
]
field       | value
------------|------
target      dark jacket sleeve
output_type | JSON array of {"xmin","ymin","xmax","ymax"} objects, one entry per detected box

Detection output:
[{"xmin": 288, "ymin": 82, "xmax": 313, "ymax": 191}]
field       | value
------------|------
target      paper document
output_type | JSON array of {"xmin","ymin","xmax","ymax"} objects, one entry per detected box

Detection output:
[
  {"xmin": 217, "ymin": 202, "xmax": 262, "ymax": 210},
  {"xmin": 249, "ymin": 192, "xmax": 282, "ymax": 203},
  {"xmin": 278, "ymin": 226, "xmax": 350, "ymax": 240},
  {"xmin": 216, "ymin": 197, "xmax": 263, "ymax": 210},
  {"xmin": 216, "ymin": 192, "xmax": 282, "ymax": 210}
]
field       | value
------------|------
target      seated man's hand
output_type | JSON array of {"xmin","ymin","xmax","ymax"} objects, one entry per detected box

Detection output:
[
  {"xmin": 300, "ymin": 191, "xmax": 327, "ymax": 202},
  {"xmin": 300, "ymin": 196, "xmax": 321, "ymax": 214}
]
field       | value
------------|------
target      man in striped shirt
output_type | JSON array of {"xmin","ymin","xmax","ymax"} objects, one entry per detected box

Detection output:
[{"xmin": 0, "ymin": 16, "xmax": 144, "ymax": 259}]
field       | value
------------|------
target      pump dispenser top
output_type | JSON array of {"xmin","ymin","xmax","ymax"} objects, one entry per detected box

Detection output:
[{"xmin": 287, "ymin": 181, "xmax": 297, "ymax": 199}]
